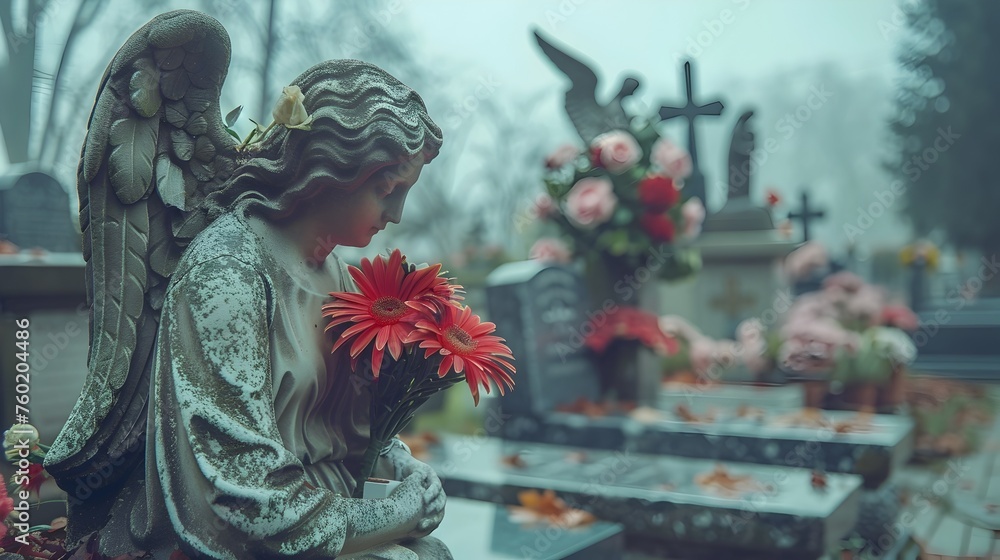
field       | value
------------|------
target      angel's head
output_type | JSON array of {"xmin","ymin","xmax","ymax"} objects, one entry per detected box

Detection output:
[{"xmin": 209, "ymin": 59, "xmax": 442, "ymax": 243}]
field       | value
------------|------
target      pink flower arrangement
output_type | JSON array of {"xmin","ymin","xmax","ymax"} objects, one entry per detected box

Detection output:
[
  {"xmin": 651, "ymin": 138, "xmax": 693, "ymax": 180},
  {"xmin": 538, "ymin": 121, "xmax": 700, "ymax": 282},
  {"xmin": 564, "ymin": 177, "xmax": 617, "ymax": 228},
  {"xmin": 590, "ymin": 130, "xmax": 641, "ymax": 173},
  {"xmin": 783, "ymin": 242, "xmax": 829, "ymax": 282},
  {"xmin": 529, "ymin": 238, "xmax": 572, "ymax": 264}
]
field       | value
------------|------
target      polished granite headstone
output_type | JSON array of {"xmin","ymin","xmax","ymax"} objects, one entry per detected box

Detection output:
[
  {"xmin": 486, "ymin": 261, "xmax": 602, "ymax": 416},
  {"xmin": 427, "ymin": 435, "xmax": 862, "ymax": 559},
  {"xmin": 435, "ymin": 497, "xmax": 624, "ymax": 559},
  {"xmin": 497, "ymin": 407, "xmax": 914, "ymax": 487}
]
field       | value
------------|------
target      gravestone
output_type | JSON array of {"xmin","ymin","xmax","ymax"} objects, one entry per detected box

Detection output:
[
  {"xmin": 427, "ymin": 434, "xmax": 862, "ymax": 560},
  {"xmin": 434, "ymin": 497, "xmax": 624, "ymax": 560},
  {"xmin": 0, "ymin": 168, "xmax": 79, "ymax": 253},
  {"xmin": 485, "ymin": 261, "xmax": 601, "ymax": 416}
]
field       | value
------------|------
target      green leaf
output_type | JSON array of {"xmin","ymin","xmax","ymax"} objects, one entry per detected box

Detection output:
[
  {"xmin": 225, "ymin": 105, "xmax": 243, "ymax": 127},
  {"xmin": 598, "ymin": 230, "xmax": 629, "ymax": 255},
  {"xmin": 226, "ymin": 127, "xmax": 240, "ymax": 141}
]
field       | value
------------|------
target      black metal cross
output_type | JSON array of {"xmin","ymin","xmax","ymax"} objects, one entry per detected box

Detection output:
[
  {"xmin": 658, "ymin": 60, "xmax": 725, "ymax": 204},
  {"xmin": 787, "ymin": 191, "xmax": 826, "ymax": 242}
]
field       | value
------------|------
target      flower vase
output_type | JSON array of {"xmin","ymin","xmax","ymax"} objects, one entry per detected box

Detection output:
[{"xmin": 583, "ymin": 254, "xmax": 662, "ymax": 407}]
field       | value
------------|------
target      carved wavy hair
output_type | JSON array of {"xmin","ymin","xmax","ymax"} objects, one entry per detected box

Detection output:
[{"xmin": 206, "ymin": 59, "xmax": 443, "ymax": 219}]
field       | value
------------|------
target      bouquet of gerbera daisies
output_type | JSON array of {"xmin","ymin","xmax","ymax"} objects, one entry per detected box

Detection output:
[{"xmin": 322, "ymin": 250, "xmax": 516, "ymax": 497}]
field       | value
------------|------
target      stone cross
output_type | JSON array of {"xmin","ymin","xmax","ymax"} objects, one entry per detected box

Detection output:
[
  {"xmin": 658, "ymin": 60, "xmax": 725, "ymax": 205},
  {"xmin": 787, "ymin": 191, "xmax": 826, "ymax": 242}
]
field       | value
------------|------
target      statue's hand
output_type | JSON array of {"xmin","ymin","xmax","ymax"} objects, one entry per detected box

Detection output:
[{"xmin": 389, "ymin": 464, "xmax": 445, "ymax": 539}]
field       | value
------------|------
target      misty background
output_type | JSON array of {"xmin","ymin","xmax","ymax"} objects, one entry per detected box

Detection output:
[{"xmin": 0, "ymin": 0, "xmax": 912, "ymax": 267}]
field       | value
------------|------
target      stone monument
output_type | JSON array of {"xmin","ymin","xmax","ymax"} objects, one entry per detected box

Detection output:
[
  {"xmin": 662, "ymin": 111, "xmax": 798, "ymax": 339},
  {"xmin": 0, "ymin": 166, "xmax": 79, "ymax": 253}
]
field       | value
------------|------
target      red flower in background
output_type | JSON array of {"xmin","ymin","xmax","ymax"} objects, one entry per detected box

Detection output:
[
  {"xmin": 407, "ymin": 304, "xmax": 515, "ymax": 405},
  {"xmin": 584, "ymin": 307, "xmax": 679, "ymax": 357},
  {"xmin": 640, "ymin": 212, "xmax": 676, "ymax": 242},
  {"xmin": 766, "ymin": 189, "xmax": 781, "ymax": 207},
  {"xmin": 323, "ymin": 250, "xmax": 449, "ymax": 377},
  {"xmin": 0, "ymin": 474, "xmax": 12, "ymax": 539},
  {"xmin": 638, "ymin": 175, "xmax": 680, "ymax": 212}
]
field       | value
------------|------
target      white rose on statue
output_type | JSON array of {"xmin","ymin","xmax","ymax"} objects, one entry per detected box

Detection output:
[{"xmin": 272, "ymin": 85, "xmax": 314, "ymax": 129}]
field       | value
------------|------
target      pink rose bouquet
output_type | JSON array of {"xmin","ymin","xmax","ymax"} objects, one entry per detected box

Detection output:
[{"xmin": 538, "ymin": 121, "xmax": 701, "ymax": 282}]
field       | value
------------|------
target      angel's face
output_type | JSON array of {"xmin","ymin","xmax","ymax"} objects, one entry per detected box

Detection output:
[{"xmin": 323, "ymin": 153, "xmax": 426, "ymax": 248}]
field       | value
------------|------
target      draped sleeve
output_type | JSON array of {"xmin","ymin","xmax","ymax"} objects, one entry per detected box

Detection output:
[{"xmin": 150, "ymin": 254, "xmax": 353, "ymax": 558}]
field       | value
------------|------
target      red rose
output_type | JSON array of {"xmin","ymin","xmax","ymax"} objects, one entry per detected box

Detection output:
[
  {"xmin": 638, "ymin": 175, "xmax": 680, "ymax": 212},
  {"xmin": 641, "ymin": 212, "xmax": 676, "ymax": 242}
]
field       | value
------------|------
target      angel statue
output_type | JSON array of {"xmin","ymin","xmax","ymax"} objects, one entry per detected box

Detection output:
[{"xmin": 43, "ymin": 10, "xmax": 451, "ymax": 560}]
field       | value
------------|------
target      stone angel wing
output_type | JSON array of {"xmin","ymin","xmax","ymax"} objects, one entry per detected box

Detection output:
[
  {"xmin": 45, "ymin": 10, "xmax": 238, "ymax": 491},
  {"xmin": 533, "ymin": 30, "xmax": 640, "ymax": 144}
]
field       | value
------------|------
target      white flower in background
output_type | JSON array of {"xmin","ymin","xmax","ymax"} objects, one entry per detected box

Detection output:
[
  {"xmin": 272, "ymin": 85, "xmax": 314, "ymax": 129},
  {"xmin": 870, "ymin": 327, "xmax": 917, "ymax": 365}
]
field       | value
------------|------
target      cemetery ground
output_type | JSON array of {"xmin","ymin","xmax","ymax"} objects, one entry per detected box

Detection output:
[{"xmin": 409, "ymin": 375, "xmax": 1000, "ymax": 559}]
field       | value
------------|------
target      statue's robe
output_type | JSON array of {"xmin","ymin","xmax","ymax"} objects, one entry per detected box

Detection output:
[{"xmin": 96, "ymin": 212, "xmax": 449, "ymax": 559}]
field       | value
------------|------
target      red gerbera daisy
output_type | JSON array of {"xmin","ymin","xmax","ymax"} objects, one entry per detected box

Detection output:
[
  {"xmin": 406, "ymin": 304, "xmax": 515, "ymax": 405},
  {"xmin": 323, "ymin": 249, "xmax": 448, "ymax": 378}
]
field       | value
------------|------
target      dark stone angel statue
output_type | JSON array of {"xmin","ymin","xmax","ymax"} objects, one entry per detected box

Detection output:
[{"xmin": 44, "ymin": 10, "xmax": 451, "ymax": 560}]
